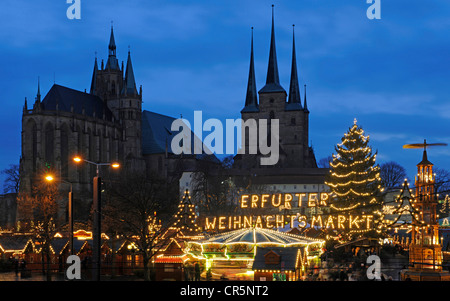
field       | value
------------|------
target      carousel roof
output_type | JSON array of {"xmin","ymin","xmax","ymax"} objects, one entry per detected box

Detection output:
[{"xmin": 197, "ymin": 227, "xmax": 324, "ymax": 246}]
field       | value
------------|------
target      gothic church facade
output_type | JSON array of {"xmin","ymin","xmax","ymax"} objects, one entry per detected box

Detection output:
[
  {"xmin": 20, "ymin": 27, "xmax": 218, "ymax": 219},
  {"xmin": 233, "ymin": 8, "xmax": 317, "ymax": 171}
]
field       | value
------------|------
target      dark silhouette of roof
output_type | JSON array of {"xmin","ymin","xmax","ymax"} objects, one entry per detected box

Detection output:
[
  {"xmin": 252, "ymin": 246, "xmax": 304, "ymax": 271},
  {"xmin": 41, "ymin": 84, "xmax": 114, "ymax": 121},
  {"xmin": 141, "ymin": 110, "xmax": 220, "ymax": 163}
]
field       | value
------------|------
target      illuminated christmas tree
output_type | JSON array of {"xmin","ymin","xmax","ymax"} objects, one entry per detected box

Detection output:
[
  {"xmin": 325, "ymin": 120, "xmax": 384, "ymax": 235},
  {"xmin": 440, "ymin": 195, "xmax": 450, "ymax": 216},
  {"xmin": 171, "ymin": 189, "xmax": 202, "ymax": 235}
]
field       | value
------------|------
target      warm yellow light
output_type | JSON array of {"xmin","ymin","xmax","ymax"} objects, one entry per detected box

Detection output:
[
  {"xmin": 45, "ymin": 175, "xmax": 54, "ymax": 182},
  {"xmin": 73, "ymin": 156, "xmax": 82, "ymax": 163},
  {"xmin": 111, "ymin": 163, "xmax": 120, "ymax": 168}
]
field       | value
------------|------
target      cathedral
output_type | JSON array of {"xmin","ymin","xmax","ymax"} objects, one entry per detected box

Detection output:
[{"xmin": 20, "ymin": 26, "xmax": 219, "ymax": 219}]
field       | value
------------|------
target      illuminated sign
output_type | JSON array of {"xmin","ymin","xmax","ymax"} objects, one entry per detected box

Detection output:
[
  {"xmin": 239, "ymin": 193, "xmax": 329, "ymax": 209},
  {"xmin": 201, "ymin": 193, "xmax": 374, "ymax": 231},
  {"xmin": 204, "ymin": 214, "xmax": 373, "ymax": 231}
]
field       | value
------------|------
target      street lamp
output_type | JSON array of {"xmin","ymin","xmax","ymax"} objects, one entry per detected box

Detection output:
[
  {"xmin": 44, "ymin": 175, "xmax": 74, "ymax": 256},
  {"xmin": 73, "ymin": 156, "xmax": 120, "ymax": 281}
]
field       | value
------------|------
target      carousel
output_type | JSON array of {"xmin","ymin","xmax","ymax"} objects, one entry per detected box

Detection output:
[{"xmin": 185, "ymin": 227, "xmax": 325, "ymax": 280}]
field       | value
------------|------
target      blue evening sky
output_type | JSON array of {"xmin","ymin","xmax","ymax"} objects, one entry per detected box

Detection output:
[{"xmin": 0, "ymin": 0, "xmax": 449, "ymax": 185}]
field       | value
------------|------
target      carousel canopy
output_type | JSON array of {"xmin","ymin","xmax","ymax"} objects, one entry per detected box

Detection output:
[{"xmin": 197, "ymin": 227, "xmax": 323, "ymax": 246}]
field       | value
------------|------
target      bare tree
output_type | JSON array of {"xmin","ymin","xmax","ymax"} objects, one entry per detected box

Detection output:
[
  {"xmin": 17, "ymin": 181, "xmax": 60, "ymax": 280},
  {"xmin": 317, "ymin": 156, "xmax": 332, "ymax": 168},
  {"xmin": 1, "ymin": 164, "xmax": 20, "ymax": 194},
  {"xmin": 191, "ymin": 157, "xmax": 241, "ymax": 218},
  {"xmin": 102, "ymin": 170, "xmax": 179, "ymax": 281},
  {"xmin": 434, "ymin": 167, "xmax": 450, "ymax": 195},
  {"xmin": 380, "ymin": 161, "xmax": 408, "ymax": 190}
]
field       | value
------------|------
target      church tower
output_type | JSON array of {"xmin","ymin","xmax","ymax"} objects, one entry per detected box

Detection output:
[
  {"xmin": 238, "ymin": 6, "xmax": 316, "ymax": 169},
  {"xmin": 90, "ymin": 26, "xmax": 144, "ymax": 168}
]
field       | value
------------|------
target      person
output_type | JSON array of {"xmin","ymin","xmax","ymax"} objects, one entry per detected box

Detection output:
[
  {"xmin": 194, "ymin": 262, "xmax": 200, "ymax": 281},
  {"xmin": 13, "ymin": 257, "xmax": 19, "ymax": 276}
]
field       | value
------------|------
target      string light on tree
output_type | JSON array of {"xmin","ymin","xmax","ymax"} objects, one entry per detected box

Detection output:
[
  {"xmin": 170, "ymin": 189, "xmax": 202, "ymax": 235},
  {"xmin": 325, "ymin": 119, "xmax": 384, "ymax": 239}
]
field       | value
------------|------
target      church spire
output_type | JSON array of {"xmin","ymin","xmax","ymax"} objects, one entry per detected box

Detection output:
[
  {"xmin": 259, "ymin": 5, "xmax": 285, "ymax": 94},
  {"xmin": 90, "ymin": 55, "xmax": 98, "ymax": 94},
  {"xmin": 105, "ymin": 24, "xmax": 120, "ymax": 70},
  {"xmin": 303, "ymin": 84, "xmax": 309, "ymax": 113},
  {"xmin": 108, "ymin": 24, "xmax": 116, "ymax": 56},
  {"xmin": 242, "ymin": 27, "xmax": 258, "ymax": 113},
  {"xmin": 122, "ymin": 48, "xmax": 138, "ymax": 96},
  {"xmin": 286, "ymin": 24, "xmax": 302, "ymax": 111},
  {"xmin": 36, "ymin": 76, "xmax": 41, "ymax": 102}
]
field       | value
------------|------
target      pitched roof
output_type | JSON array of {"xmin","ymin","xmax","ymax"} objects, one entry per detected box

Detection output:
[
  {"xmin": 141, "ymin": 110, "xmax": 220, "ymax": 163},
  {"xmin": 141, "ymin": 110, "xmax": 178, "ymax": 155},
  {"xmin": 0, "ymin": 235, "xmax": 33, "ymax": 252},
  {"xmin": 252, "ymin": 246, "xmax": 303, "ymax": 271},
  {"xmin": 41, "ymin": 84, "xmax": 114, "ymax": 121}
]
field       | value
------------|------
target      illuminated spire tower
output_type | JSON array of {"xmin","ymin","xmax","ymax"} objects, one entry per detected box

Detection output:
[{"xmin": 401, "ymin": 140, "xmax": 450, "ymax": 280}]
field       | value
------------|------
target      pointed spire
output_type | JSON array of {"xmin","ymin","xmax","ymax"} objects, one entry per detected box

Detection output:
[
  {"xmin": 259, "ymin": 5, "xmax": 285, "ymax": 94},
  {"xmin": 303, "ymin": 84, "xmax": 309, "ymax": 113},
  {"xmin": 108, "ymin": 24, "xmax": 116, "ymax": 56},
  {"xmin": 286, "ymin": 25, "xmax": 303, "ymax": 111},
  {"xmin": 23, "ymin": 97, "xmax": 28, "ymax": 113},
  {"xmin": 36, "ymin": 77, "xmax": 41, "ymax": 102},
  {"xmin": 105, "ymin": 24, "xmax": 120, "ymax": 70},
  {"xmin": 242, "ymin": 27, "xmax": 259, "ymax": 113},
  {"xmin": 122, "ymin": 48, "xmax": 137, "ymax": 96},
  {"xmin": 90, "ymin": 55, "xmax": 98, "ymax": 94}
]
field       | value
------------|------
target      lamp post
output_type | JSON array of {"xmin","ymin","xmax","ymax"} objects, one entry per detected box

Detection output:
[
  {"xmin": 45, "ymin": 175, "xmax": 74, "ymax": 256},
  {"xmin": 73, "ymin": 156, "xmax": 120, "ymax": 281}
]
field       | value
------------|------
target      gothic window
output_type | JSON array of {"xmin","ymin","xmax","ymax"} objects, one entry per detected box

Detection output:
[
  {"xmin": 32, "ymin": 123, "xmax": 37, "ymax": 172},
  {"xmin": 25, "ymin": 119, "xmax": 38, "ymax": 173},
  {"xmin": 111, "ymin": 81, "xmax": 116, "ymax": 94},
  {"xmin": 98, "ymin": 130, "xmax": 103, "ymax": 162},
  {"xmin": 291, "ymin": 117, "xmax": 296, "ymax": 125},
  {"xmin": 77, "ymin": 125, "xmax": 85, "ymax": 183},
  {"xmin": 268, "ymin": 111, "xmax": 275, "ymax": 147},
  {"xmin": 88, "ymin": 128, "xmax": 96, "ymax": 178},
  {"xmin": 60, "ymin": 124, "xmax": 69, "ymax": 179},
  {"xmin": 158, "ymin": 156, "xmax": 163, "ymax": 173},
  {"xmin": 44, "ymin": 123, "xmax": 54, "ymax": 168},
  {"xmin": 109, "ymin": 130, "xmax": 115, "ymax": 162}
]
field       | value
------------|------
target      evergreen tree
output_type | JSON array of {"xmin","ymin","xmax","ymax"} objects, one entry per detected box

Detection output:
[{"xmin": 325, "ymin": 120, "xmax": 384, "ymax": 235}]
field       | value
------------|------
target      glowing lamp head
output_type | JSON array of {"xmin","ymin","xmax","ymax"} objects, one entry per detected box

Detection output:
[
  {"xmin": 111, "ymin": 163, "xmax": 120, "ymax": 169},
  {"xmin": 73, "ymin": 156, "xmax": 82, "ymax": 163},
  {"xmin": 45, "ymin": 175, "xmax": 54, "ymax": 182}
]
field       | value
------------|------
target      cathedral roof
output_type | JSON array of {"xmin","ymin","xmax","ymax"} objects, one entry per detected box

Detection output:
[
  {"xmin": 41, "ymin": 84, "xmax": 114, "ymax": 121},
  {"xmin": 141, "ymin": 110, "xmax": 220, "ymax": 163},
  {"xmin": 141, "ymin": 110, "xmax": 176, "ymax": 155}
]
